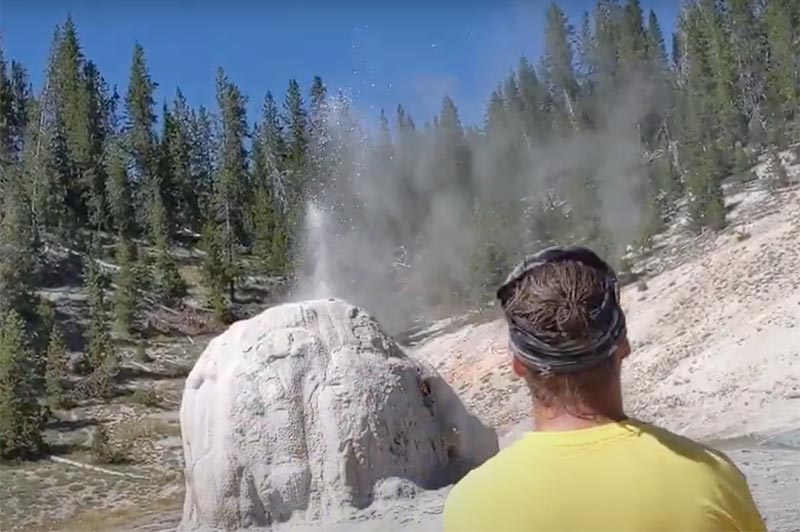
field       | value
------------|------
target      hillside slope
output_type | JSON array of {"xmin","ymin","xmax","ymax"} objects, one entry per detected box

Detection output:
[
  {"xmin": 415, "ymin": 181, "xmax": 800, "ymax": 441},
  {"xmin": 623, "ymin": 185, "xmax": 800, "ymax": 439},
  {"xmin": 413, "ymin": 179, "xmax": 800, "ymax": 530}
]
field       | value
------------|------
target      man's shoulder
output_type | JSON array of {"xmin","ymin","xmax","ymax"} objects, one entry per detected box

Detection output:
[
  {"xmin": 631, "ymin": 421, "xmax": 765, "ymax": 530},
  {"xmin": 632, "ymin": 420, "xmax": 722, "ymax": 454},
  {"xmin": 630, "ymin": 420, "xmax": 745, "ymax": 477}
]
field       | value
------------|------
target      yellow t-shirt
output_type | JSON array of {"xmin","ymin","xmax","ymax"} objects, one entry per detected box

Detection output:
[{"xmin": 443, "ymin": 419, "xmax": 765, "ymax": 532}]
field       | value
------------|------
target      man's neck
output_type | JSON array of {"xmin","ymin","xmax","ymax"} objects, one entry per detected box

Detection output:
[{"xmin": 532, "ymin": 402, "xmax": 627, "ymax": 432}]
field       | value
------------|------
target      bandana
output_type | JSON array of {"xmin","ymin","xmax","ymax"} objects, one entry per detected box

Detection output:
[{"xmin": 496, "ymin": 246, "xmax": 626, "ymax": 374}]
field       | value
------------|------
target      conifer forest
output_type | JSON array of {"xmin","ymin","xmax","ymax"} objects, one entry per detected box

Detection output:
[{"xmin": 0, "ymin": 0, "xmax": 799, "ymax": 462}]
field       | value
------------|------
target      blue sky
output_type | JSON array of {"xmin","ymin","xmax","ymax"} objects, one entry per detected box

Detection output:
[{"xmin": 1, "ymin": 0, "xmax": 678, "ymax": 128}]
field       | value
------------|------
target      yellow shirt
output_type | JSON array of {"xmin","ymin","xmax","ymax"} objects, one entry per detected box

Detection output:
[{"xmin": 443, "ymin": 419, "xmax": 765, "ymax": 532}]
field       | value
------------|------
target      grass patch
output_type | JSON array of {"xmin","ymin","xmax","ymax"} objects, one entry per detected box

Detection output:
[
  {"xmin": 114, "ymin": 418, "xmax": 181, "ymax": 444},
  {"xmin": 129, "ymin": 387, "xmax": 161, "ymax": 408}
]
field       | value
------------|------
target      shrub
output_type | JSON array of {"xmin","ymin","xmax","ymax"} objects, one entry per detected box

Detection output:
[
  {"xmin": 90, "ymin": 425, "xmax": 128, "ymax": 465},
  {"xmin": 130, "ymin": 388, "xmax": 160, "ymax": 408}
]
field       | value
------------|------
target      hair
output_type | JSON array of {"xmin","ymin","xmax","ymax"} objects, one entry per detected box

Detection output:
[{"xmin": 503, "ymin": 260, "xmax": 621, "ymax": 411}]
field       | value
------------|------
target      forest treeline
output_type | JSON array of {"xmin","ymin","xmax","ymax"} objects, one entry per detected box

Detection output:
[{"xmin": 0, "ymin": 0, "xmax": 798, "ymax": 459}]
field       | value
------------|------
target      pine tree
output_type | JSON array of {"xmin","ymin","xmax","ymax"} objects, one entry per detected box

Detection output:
[
  {"xmin": 309, "ymin": 76, "xmax": 328, "ymax": 134},
  {"xmin": 157, "ymin": 103, "xmax": 180, "ymax": 230},
  {"xmin": 577, "ymin": 10, "xmax": 595, "ymax": 82},
  {"xmin": 763, "ymin": 0, "xmax": 799, "ymax": 145},
  {"xmin": 282, "ymin": 78, "xmax": 308, "ymax": 200},
  {"xmin": 133, "ymin": 245, "xmax": 153, "ymax": 296},
  {"xmin": 0, "ymin": 172, "xmax": 40, "ymax": 327},
  {"xmin": 251, "ymin": 183, "xmax": 276, "ymax": 274},
  {"xmin": 36, "ymin": 298, "xmax": 55, "ymax": 349},
  {"xmin": 645, "ymin": 9, "xmax": 668, "ymax": 70},
  {"xmin": 200, "ymin": 222, "xmax": 229, "ymax": 322},
  {"xmin": 269, "ymin": 220, "xmax": 290, "ymax": 276},
  {"xmin": 25, "ymin": 31, "xmax": 72, "ymax": 234},
  {"xmin": 492, "ymin": 78, "xmax": 525, "ymax": 188},
  {"xmin": 83, "ymin": 60, "xmax": 112, "ymax": 230},
  {"xmin": 726, "ymin": 0, "xmax": 766, "ymax": 145},
  {"xmin": 502, "ymin": 75, "xmax": 526, "ymax": 138},
  {"xmin": 468, "ymin": 205, "xmax": 516, "ymax": 308},
  {"xmin": 31, "ymin": 298, "xmax": 55, "ymax": 384},
  {"xmin": 105, "ymin": 139, "xmax": 135, "ymax": 238},
  {"xmin": 392, "ymin": 103, "xmax": 420, "ymax": 242},
  {"xmin": 125, "ymin": 42, "xmax": 158, "ymax": 240},
  {"xmin": 702, "ymin": 0, "xmax": 746, "ymax": 167},
  {"xmin": 541, "ymin": 3, "xmax": 580, "ymax": 134},
  {"xmin": 188, "ymin": 105, "xmax": 216, "ymax": 222},
  {"xmin": 143, "ymin": 100, "xmax": 186, "ymax": 305},
  {"xmin": 149, "ymin": 188, "xmax": 186, "ymax": 304},
  {"xmin": 685, "ymin": 139, "xmax": 726, "ymax": 230},
  {"xmin": 307, "ymin": 75, "xmax": 330, "ymax": 197},
  {"xmin": 213, "ymin": 68, "xmax": 248, "ymax": 301},
  {"xmin": 84, "ymin": 254, "xmax": 114, "ymax": 373},
  {"xmin": 251, "ymin": 92, "xmax": 289, "ymax": 274},
  {"xmin": 0, "ymin": 48, "xmax": 15, "ymax": 164},
  {"xmin": 169, "ymin": 89, "xmax": 196, "ymax": 229},
  {"xmin": 125, "ymin": 43, "xmax": 157, "ymax": 180},
  {"xmin": 591, "ymin": 0, "xmax": 622, "ymax": 105},
  {"xmin": 113, "ymin": 236, "xmax": 137, "ymax": 335},
  {"xmin": 40, "ymin": 114, "xmax": 73, "ymax": 234},
  {"xmin": 44, "ymin": 324, "xmax": 68, "ymax": 407},
  {"xmin": 396, "ymin": 104, "xmax": 416, "ymax": 133},
  {"xmin": 516, "ymin": 57, "xmax": 544, "ymax": 141},
  {"xmin": 96, "ymin": 349, "xmax": 121, "ymax": 399},
  {"xmin": 671, "ymin": 31, "xmax": 682, "ymax": 71},
  {"xmin": 563, "ymin": 164, "xmax": 613, "ymax": 257},
  {"xmin": 433, "ymin": 96, "xmax": 472, "ymax": 198},
  {"xmin": 679, "ymin": 3, "xmax": 727, "ymax": 230},
  {"xmin": 53, "ymin": 16, "xmax": 92, "ymax": 225},
  {"xmin": 261, "ymin": 92, "xmax": 288, "ymax": 210},
  {"xmin": 618, "ymin": 0, "xmax": 647, "ymax": 79},
  {"xmin": 485, "ymin": 89, "xmax": 507, "ymax": 136},
  {"xmin": 0, "ymin": 310, "xmax": 46, "ymax": 460},
  {"xmin": 9, "ymin": 62, "xmax": 32, "ymax": 159},
  {"xmin": 638, "ymin": 10, "xmax": 672, "ymax": 150}
]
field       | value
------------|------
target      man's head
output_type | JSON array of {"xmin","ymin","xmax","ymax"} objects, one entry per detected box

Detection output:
[{"xmin": 496, "ymin": 246, "xmax": 629, "ymax": 414}]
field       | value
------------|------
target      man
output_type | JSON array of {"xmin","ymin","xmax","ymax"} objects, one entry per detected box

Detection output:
[{"xmin": 443, "ymin": 246, "xmax": 765, "ymax": 531}]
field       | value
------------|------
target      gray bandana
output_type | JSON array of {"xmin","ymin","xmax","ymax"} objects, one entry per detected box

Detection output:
[{"xmin": 496, "ymin": 246, "xmax": 626, "ymax": 374}]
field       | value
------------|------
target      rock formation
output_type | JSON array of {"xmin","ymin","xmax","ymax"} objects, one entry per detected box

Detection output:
[{"xmin": 179, "ymin": 298, "xmax": 498, "ymax": 531}]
